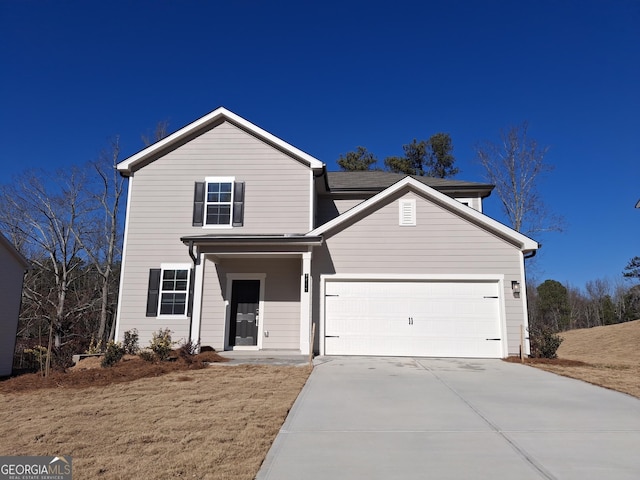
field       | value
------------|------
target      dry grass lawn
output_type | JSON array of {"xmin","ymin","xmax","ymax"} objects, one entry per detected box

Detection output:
[
  {"xmin": 529, "ymin": 319, "xmax": 640, "ymax": 398},
  {"xmin": 0, "ymin": 360, "xmax": 310, "ymax": 479}
]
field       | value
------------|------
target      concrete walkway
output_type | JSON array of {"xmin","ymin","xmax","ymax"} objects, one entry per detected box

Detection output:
[{"xmin": 256, "ymin": 357, "xmax": 640, "ymax": 480}]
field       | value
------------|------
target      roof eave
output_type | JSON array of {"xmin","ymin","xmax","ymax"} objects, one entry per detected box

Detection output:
[{"xmin": 180, "ymin": 234, "xmax": 324, "ymax": 247}]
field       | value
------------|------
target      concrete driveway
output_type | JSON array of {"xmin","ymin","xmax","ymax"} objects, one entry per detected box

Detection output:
[{"xmin": 256, "ymin": 357, "xmax": 640, "ymax": 480}]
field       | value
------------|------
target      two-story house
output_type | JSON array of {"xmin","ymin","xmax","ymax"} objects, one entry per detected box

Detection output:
[{"xmin": 114, "ymin": 108, "xmax": 538, "ymax": 358}]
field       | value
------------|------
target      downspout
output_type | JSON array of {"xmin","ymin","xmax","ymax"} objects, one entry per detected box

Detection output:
[
  {"xmin": 188, "ymin": 240, "xmax": 201, "ymax": 266},
  {"xmin": 187, "ymin": 241, "xmax": 200, "ymax": 345}
]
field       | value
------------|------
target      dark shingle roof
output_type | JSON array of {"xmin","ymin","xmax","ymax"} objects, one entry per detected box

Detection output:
[{"xmin": 326, "ymin": 171, "xmax": 493, "ymax": 195}]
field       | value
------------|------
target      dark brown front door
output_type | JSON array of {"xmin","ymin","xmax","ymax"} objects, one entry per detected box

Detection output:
[{"xmin": 229, "ymin": 280, "xmax": 260, "ymax": 347}]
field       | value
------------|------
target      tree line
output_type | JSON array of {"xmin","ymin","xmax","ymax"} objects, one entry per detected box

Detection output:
[{"xmin": 529, "ymin": 274, "xmax": 640, "ymax": 333}]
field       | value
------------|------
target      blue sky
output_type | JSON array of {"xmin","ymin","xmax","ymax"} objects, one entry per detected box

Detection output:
[{"xmin": 1, "ymin": 0, "xmax": 638, "ymax": 290}]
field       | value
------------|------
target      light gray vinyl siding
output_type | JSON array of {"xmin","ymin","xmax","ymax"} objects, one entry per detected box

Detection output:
[
  {"xmin": 199, "ymin": 257, "xmax": 301, "ymax": 350},
  {"xmin": 316, "ymin": 197, "xmax": 364, "ymax": 226},
  {"xmin": 314, "ymin": 191, "xmax": 527, "ymax": 355},
  {"xmin": 117, "ymin": 121, "xmax": 311, "ymax": 345},
  {"xmin": 0, "ymin": 243, "xmax": 27, "ymax": 376}
]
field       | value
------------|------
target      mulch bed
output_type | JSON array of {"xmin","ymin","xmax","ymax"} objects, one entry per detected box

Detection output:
[
  {"xmin": 0, "ymin": 351, "xmax": 229, "ymax": 394},
  {"xmin": 503, "ymin": 356, "xmax": 589, "ymax": 367}
]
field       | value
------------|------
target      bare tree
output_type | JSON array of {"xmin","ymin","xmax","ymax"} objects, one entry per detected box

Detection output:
[
  {"xmin": 73, "ymin": 138, "xmax": 126, "ymax": 343},
  {"xmin": 0, "ymin": 169, "xmax": 91, "ymax": 375},
  {"xmin": 141, "ymin": 119, "xmax": 170, "ymax": 147},
  {"xmin": 475, "ymin": 122, "xmax": 562, "ymax": 236}
]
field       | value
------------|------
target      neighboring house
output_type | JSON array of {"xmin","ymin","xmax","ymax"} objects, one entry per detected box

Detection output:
[
  {"xmin": 0, "ymin": 233, "xmax": 29, "ymax": 376},
  {"xmin": 114, "ymin": 107, "xmax": 539, "ymax": 358}
]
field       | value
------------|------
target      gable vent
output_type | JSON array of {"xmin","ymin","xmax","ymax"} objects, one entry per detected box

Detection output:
[{"xmin": 399, "ymin": 199, "xmax": 416, "ymax": 226}]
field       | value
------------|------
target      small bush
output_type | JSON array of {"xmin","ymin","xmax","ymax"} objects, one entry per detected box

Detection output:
[
  {"xmin": 178, "ymin": 339, "xmax": 200, "ymax": 363},
  {"xmin": 123, "ymin": 329, "xmax": 139, "ymax": 355},
  {"xmin": 138, "ymin": 349, "xmax": 156, "ymax": 362},
  {"xmin": 101, "ymin": 341, "xmax": 125, "ymax": 367},
  {"xmin": 86, "ymin": 337, "xmax": 103, "ymax": 354},
  {"xmin": 529, "ymin": 326, "xmax": 563, "ymax": 359},
  {"xmin": 149, "ymin": 328, "xmax": 174, "ymax": 361}
]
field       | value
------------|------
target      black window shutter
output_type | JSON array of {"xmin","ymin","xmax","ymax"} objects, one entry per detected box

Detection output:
[
  {"xmin": 146, "ymin": 269, "xmax": 161, "ymax": 317},
  {"xmin": 232, "ymin": 181, "xmax": 245, "ymax": 227},
  {"xmin": 187, "ymin": 268, "xmax": 195, "ymax": 316},
  {"xmin": 193, "ymin": 182, "xmax": 205, "ymax": 226}
]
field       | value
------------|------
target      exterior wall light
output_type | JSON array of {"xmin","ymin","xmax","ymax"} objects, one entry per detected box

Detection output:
[{"xmin": 511, "ymin": 281, "xmax": 521, "ymax": 295}]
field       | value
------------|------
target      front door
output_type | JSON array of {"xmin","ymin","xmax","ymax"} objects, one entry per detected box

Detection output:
[{"xmin": 229, "ymin": 280, "xmax": 260, "ymax": 347}]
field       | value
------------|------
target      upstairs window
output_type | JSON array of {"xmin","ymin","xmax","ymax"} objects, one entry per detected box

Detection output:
[
  {"xmin": 193, "ymin": 177, "xmax": 245, "ymax": 227},
  {"xmin": 206, "ymin": 181, "xmax": 233, "ymax": 225}
]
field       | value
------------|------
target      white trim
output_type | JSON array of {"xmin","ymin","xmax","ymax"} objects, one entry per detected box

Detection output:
[
  {"xmin": 519, "ymin": 252, "xmax": 532, "ymax": 356},
  {"xmin": 309, "ymin": 170, "xmax": 315, "ymax": 231},
  {"xmin": 224, "ymin": 273, "xmax": 266, "ymax": 351},
  {"xmin": 319, "ymin": 273, "xmax": 507, "ymax": 357},
  {"xmin": 322, "ymin": 273, "xmax": 505, "ymax": 281},
  {"xmin": 455, "ymin": 197, "xmax": 482, "ymax": 213},
  {"xmin": 117, "ymin": 107, "xmax": 325, "ymax": 174},
  {"xmin": 309, "ymin": 177, "xmax": 538, "ymax": 252},
  {"xmin": 189, "ymin": 258, "xmax": 205, "ymax": 345},
  {"xmin": 114, "ymin": 176, "xmax": 133, "ymax": 341},
  {"xmin": 203, "ymin": 176, "xmax": 235, "ymax": 227},
  {"xmin": 299, "ymin": 251, "xmax": 312, "ymax": 355},
  {"xmin": 157, "ymin": 263, "xmax": 192, "ymax": 319}
]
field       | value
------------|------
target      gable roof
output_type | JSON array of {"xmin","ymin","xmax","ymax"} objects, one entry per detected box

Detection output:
[
  {"xmin": 117, "ymin": 107, "xmax": 325, "ymax": 176},
  {"xmin": 0, "ymin": 233, "xmax": 30, "ymax": 269},
  {"xmin": 309, "ymin": 176, "xmax": 539, "ymax": 252}
]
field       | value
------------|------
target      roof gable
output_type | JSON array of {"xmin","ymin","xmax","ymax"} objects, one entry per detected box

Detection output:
[
  {"xmin": 309, "ymin": 177, "xmax": 539, "ymax": 252},
  {"xmin": 117, "ymin": 107, "xmax": 325, "ymax": 175}
]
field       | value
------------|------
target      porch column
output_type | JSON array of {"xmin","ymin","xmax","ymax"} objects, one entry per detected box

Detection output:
[
  {"xmin": 299, "ymin": 251, "xmax": 312, "ymax": 355},
  {"xmin": 189, "ymin": 256, "xmax": 206, "ymax": 346}
]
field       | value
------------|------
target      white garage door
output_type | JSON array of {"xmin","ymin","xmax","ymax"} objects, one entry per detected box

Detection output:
[{"xmin": 324, "ymin": 280, "xmax": 503, "ymax": 358}]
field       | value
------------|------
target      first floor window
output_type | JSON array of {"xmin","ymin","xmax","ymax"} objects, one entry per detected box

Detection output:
[
  {"xmin": 160, "ymin": 269, "xmax": 189, "ymax": 315},
  {"xmin": 146, "ymin": 265, "xmax": 192, "ymax": 317}
]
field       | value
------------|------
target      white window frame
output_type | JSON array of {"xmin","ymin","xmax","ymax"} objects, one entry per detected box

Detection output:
[
  {"xmin": 158, "ymin": 263, "xmax": 191, "ymax": 319},
  {"xmin": 204, "ymin": 176, "xmax": 235, "ymax": 228},
  {"xmin": 455, "ymin": 197, "xmax": 482, "ymax": 213}
]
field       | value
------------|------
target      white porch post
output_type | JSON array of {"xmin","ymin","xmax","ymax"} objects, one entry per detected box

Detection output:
[
  {"xmin": 299, "ymin": 251, "xmax": 312, "ymax": 355},
  {"xmin": 190, "ymin": 257, "xmax": 205, "ymax": 346}
]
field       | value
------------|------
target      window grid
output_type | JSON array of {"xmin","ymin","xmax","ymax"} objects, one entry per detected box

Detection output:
[
  {"xmin": 159, "ymin": 269, "xmax": 188, "ymax": 315},
  {"xmin": 206, "ymin": 182, "xmax": 233, "ymax": 225}
]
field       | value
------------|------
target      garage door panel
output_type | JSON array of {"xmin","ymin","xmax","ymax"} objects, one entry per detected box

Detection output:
[{"xmin": 324, "ymin": 280, "xmax": 503, "ymax": 358}]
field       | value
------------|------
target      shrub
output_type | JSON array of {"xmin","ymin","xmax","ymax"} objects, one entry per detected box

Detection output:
[
  {"xmin": 529, "ymin": 326, "xmax": 563, "ymax": 359},
  {"xmin": 24, "ymin": 346, "xmax": 48, "ymax": 375},
  {"xmin": 138, "ymin": 349, "xmax": 156, "ymax": 362},
  {"xmin": 101, "ymin": 341, "xmax": 125, "ymax": 367},
  {"xmin": 149, "ymin": 328, "xmax": 174, "ymax": 361},
  {"xmin": 123, "ymin": 329, "xmax": 139, "ymax": 355},
  {"xmin": 86, "ymin": 337, "xmax": 103, "ymax": 354},
  {"xmin": 178, "ymin": 339, "xmax": 200, "ymax": 363}
]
